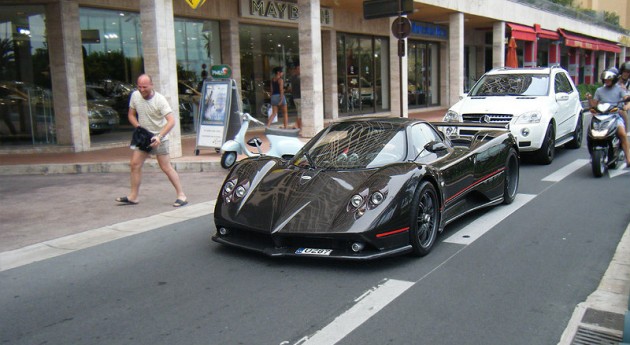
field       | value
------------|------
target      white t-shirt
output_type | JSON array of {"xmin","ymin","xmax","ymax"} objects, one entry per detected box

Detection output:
[{"xmin": 129, "ymin": 90, "xmax": 173, "ymax": 138}]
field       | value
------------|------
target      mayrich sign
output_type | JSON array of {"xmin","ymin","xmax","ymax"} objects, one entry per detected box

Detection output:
[
  {"xmin": 185, "ymin": 0, "xmax": 206, "ymax": 10},
  {"xmin": 240, "ymin": 0, "xmax": 333, "ymax": 27}
]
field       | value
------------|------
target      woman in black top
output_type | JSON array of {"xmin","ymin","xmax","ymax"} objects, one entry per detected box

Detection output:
[{"xmin": 267, "ymin": 66, "xmax": 289, "ymax": 128}]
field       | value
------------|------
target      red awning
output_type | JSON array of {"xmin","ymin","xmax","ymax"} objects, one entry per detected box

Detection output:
[
  {"xmin": 558, "ymin": 29, "xmax": 620, "ymax": 52},
  {"xmin": 507, "ymin": 23, "xmax": 536, "ymax": 42},
  {"xmin": 537, "ymin": 29, "xmax": 560, "ymax": 40},
  {"xmin": 598, "ymin": 40, "xmax": 621, "ymax": 53}
]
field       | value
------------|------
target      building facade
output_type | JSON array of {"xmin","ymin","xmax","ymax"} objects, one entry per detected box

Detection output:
[{"xmin": 0, "ymin": 0, "xmax": 628, "ymax": 156}]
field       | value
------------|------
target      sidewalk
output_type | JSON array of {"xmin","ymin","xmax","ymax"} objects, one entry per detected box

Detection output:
[
  {"xmin": 0, "ymin": 107, "xmax": 629, "ymax": 344},
  {"xmin": 0, "ymin": 109, "xmax": 446, "ymax": 175}
]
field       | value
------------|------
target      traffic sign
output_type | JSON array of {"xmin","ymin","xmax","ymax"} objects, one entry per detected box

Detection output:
[{"xmin": 392, "ymin": 17, "xmax": 411, "ymax": 39}]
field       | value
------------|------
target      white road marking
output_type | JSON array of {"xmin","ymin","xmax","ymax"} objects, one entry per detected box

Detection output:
[
  {"xmin": 0, "ymin": 201, "xmax": 215, "ymax": 272},
  {"xmin": 292, "ymin": 279, "xmax": 414, "ymax": 345},
  {"xmin": 541, "ymin": 159, "xmax": 589, "ymax": 182},
  {"xmin": 608, "ymin": 162, "xmax": 629, "ymax": 178},
  {"xmin": 443, "ymin": 194, "xmax": 536, "ymax": 245}
]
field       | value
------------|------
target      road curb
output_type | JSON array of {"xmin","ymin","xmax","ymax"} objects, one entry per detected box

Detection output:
[
  {"xmin": 0, "ymin": 161, "xmax": 224, "ymax": 175},
  {"xmin": 558, "ymin": 222, "xmax": 630, "ymax": 344}
]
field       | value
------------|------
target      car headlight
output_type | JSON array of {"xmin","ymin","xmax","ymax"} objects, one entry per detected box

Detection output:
[
  {"xmin": 224, "ymin": 180, "xmax": 235, "ymax": 194},
  {"xmin": 350, "ymin": 194, "xmax": 364, "ymax": 208},
  {"xmin": 370, "ymin": 191, "xmax": 385, "ymax": 206},
  {"xmin": 515, "ymin": 111, "xmax": 542, "ymax": 124},
  {"xmin": 443, "ymin": 110, "xmax": 462, "ymax": 122},
  {"xmin": 235, "ymin": 185, "xmax": 246, "ymax": 198}
]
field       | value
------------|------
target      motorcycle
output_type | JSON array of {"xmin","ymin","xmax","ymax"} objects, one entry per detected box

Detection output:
[
  {"xmin": 220, "ymin": 112, "xmax": 304, "ymax": 169},
  {"xmin": 587, "ymin": 101, "xmax": 627, "ymax": 177}
]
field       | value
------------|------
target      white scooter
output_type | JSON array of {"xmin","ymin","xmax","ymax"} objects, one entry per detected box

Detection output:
[{"xmin": 220, "ymin": 112, "xmax": 304, "ymax": 169}]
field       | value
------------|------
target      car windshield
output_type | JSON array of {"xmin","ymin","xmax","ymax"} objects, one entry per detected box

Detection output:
[
  {"xmin": 470, "ymin": 74, "xmax": 549, "ymax": 96},
  {"xmin": 293, "ymin": 121, "xmax": 407, "ymax": 170}
]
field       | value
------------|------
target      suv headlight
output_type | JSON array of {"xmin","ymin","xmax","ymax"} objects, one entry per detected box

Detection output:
[
  {"xmin": 515, "ymin": 111, "xmax": 542, "ymax": 124},
  {"xmin": 443, "ymin": 110, "xmax": 462, "ymax": 122}
]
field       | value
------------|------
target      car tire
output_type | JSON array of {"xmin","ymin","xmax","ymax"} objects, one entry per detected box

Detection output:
[
  {"xmin": 503, "ymin": 148, "xmax": 519, "ymax": 204},
  {"xmin": 565, "ymin": 113, "xmax": 583, "ymax": 149},
  {"xmin": 409, "ymin": 181, "xmax": 439, "ymax": 257},
  {"xmin": 592, "ymin": 149, "xmax": 606, "ymax": 177},
  {"xmin": 535, "ymin": 123, "xmax": 555, "ymax": 165},
  {"xmin": 221, "ymin": 151, "xmax": 237, "ymax": 169}
]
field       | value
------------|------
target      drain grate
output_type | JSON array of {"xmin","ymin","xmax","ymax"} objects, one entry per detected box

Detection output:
[{"xmin": 571, "ymin": 325, "xmax": 622, "ymax": 344}]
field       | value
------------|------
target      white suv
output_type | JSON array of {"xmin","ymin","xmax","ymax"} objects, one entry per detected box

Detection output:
[{"xmin": 443, "ymin": 66, "xmax": 583, "ymax": 164}]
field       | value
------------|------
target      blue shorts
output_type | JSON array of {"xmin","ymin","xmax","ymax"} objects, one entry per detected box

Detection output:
[{"xmin": 270, "ymin": 94, "xmax": 286, "ymax": 106}]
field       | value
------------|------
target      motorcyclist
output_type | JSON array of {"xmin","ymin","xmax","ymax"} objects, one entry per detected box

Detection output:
[
  {"xmin": 619, "ymin": 62, "xmax": 630, "ymax": 90},
  {"xmin": 586, "ymin": 68, "xmax": 630, "ymax": 165},
  {"xmin": 618, "ymin": 62, "xmax": 630, "ymax": 121}
]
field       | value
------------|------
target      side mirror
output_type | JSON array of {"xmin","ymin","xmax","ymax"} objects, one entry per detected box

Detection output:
[{"xmin": 425, "ymin": 141, "xmax": 448, "ymax": 152}]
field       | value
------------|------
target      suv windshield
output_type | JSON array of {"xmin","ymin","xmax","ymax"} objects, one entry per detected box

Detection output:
[
  {"xmin": 470, "ymin": 74, "xmax": 549, "ymax": 97},
  {"xmin": 293, "ymin": 121, "xmax": 406, "ymax": 170}
]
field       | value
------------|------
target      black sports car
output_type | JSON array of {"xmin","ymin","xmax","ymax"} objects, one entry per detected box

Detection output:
[{"xmin": 213, "ymin": 117, "xmax": 519, "ymax": 260}]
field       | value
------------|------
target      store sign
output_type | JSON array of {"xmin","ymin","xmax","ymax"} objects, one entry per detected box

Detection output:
[
  {"xmin": 240, "ymin": 0, "xmax": 333, "ymax": 27},
  {"xmin": 210, "ymin": 65, "xmax": 232, "ymax": 79},
  {"xmin": 410, "ymin": 21, "xmax": 448, "ymax": 40},
  {"xmin": 185, "ymin": 0, "xmax": 206, "ymax": 9}
]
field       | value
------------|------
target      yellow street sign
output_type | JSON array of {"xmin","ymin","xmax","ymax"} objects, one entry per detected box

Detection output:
[{"xmin": 185, "ymin": 0, "xmax": 206, "ymax": 10}]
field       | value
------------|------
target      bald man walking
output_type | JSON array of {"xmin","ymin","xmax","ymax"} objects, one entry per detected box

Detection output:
[{"xmin": 116, "ymin": 74, "xmax": 188, "ymax": 207}]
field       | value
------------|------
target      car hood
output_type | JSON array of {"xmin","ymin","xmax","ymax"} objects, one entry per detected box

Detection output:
[
  {"xmin": 450, "ymin": 95, "xmax": 545, "ymax": 115},
  {"xmin": 215, "ymin": 159, "xmax": 418, "ymax": 235}
]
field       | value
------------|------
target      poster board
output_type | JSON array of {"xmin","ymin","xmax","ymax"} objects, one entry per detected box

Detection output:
[{"xmin": 195, "ymin": 79, "xmax": 239, "ymax": 150}]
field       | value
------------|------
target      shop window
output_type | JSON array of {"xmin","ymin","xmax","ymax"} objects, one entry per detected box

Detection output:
[
  {"xmin": 0, "ymin": 5, "xmax": 54, "ymax": 146},
  {"xmin": 239, "ymin": 24, "xmax": 299, "ymax": 119},
  {"xmin": 407, "ymin": 40, "xmax": 439, "ymax": 108},
  {"xmin": 174, "ymin": 18, "xmax": 221, "ymax": 133},
  {"xmin": 80, "ymin": 7, "xmax": 143, "ymax": 139},
  {"xmin": 337, "ymin": 33, "xmax": 389, "ymax": 116}
]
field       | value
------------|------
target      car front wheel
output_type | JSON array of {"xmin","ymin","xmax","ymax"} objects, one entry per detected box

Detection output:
[
  {"xmin": 410, "ymin": 181, "xmax": 439, "ymax": 257},
  {"xmin": 535, "ymin": 123, "xmax": 555, "ymax": 165},
  {"xmin": 503, "ymin": 148, "xmax": 519, "ymax": 204}
]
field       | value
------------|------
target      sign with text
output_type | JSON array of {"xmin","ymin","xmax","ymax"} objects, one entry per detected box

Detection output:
[
  {"xmin": 210, "ymin": 64, "xmax": 232, "ymax": 79},
  {"xmin": 239, "ymin": 0, "xmax": 333, "ymax": 26},
  {"xmin": 196, "ymin": 80, "xmax": 232, "ymax": 148}
]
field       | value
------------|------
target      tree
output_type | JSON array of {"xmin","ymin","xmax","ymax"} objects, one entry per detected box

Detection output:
[{"xmin": 0, "ymin": 38, "xmax": 15, "ymax": 80}]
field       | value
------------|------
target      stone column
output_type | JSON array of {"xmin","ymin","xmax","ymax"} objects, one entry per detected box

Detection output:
[
  {"xmin": 449, "ymin": 12, "xmax": 464, "ymax": 107},
  {"xmin": 524, "ymin": 41, "xmax": 537, "ymax": 68},
  {"xmin": 598, "ymin": 52, "xmax": 607, "ymax": 83},
  {"xmin": 584, "ymin": 50, "xmax": 595, "ymax": 84},
  {"xmin": 298, "ymin": 0, "xmax": 324, "ymax": 137},
  {"xmin": 568, "ymin": 48, "xmax": 580, "ymax": 84},
  {"xmin": 321, "ymin": 30, "xmax": 338, "ymax": 120},
  {"xmin": 548, "ymin": 42, "xmax": 561, "ymax": 65},
  {"xmin": 140, "ymin": 0, "xmax": 182, "ymax": 157},
  {"xmin": 46, "ymin": 1, "xmax": 90, "ymax": 151},
  {"xmin": 221, "ymin": 19, "xmax": 241, "ymax": 87},
  {"xmin": 492, "ymin": 21, "xmax": 505, "ymax": 68}
]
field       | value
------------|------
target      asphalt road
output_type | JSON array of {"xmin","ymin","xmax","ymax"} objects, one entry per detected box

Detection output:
[{"xmin": 2, "ymin": 130, "xmax": 630, "ymax": 344}]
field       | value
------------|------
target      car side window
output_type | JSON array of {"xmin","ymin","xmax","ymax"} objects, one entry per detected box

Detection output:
[
  {"xmin": 410, "ymin": 123, "xmax": 442, "ymax": 158},
  {"xmin": 555, "ymin": 73, "xmax": 573, "ymax": 94}
]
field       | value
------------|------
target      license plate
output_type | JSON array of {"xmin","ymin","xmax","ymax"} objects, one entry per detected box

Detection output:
[
  {"xmin": 108, "ymin": 119, "xmax": 117, "ymax": 125},
  {"xmin": 295, "ymin": 248, "xmax": 333, "ymax": 256}
]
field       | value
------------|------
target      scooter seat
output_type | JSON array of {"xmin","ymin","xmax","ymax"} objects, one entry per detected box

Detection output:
[{"xmin": 265, "ymin": 127, "xmax": 300, "ymax": 137}]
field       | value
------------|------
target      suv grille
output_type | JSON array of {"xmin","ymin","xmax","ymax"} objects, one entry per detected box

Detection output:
[{"xmin": 463, "ymin": 113, "xmax": 512, "ymax": 124}]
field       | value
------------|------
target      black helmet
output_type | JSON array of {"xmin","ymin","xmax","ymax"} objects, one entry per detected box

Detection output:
[
  {"xmin": 601, "ymin": 68, "xmax": 619, "ymax": 85},
  {"xmin": 621, "ymin": 61, "xmax": 630, "ymax": 74}
]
